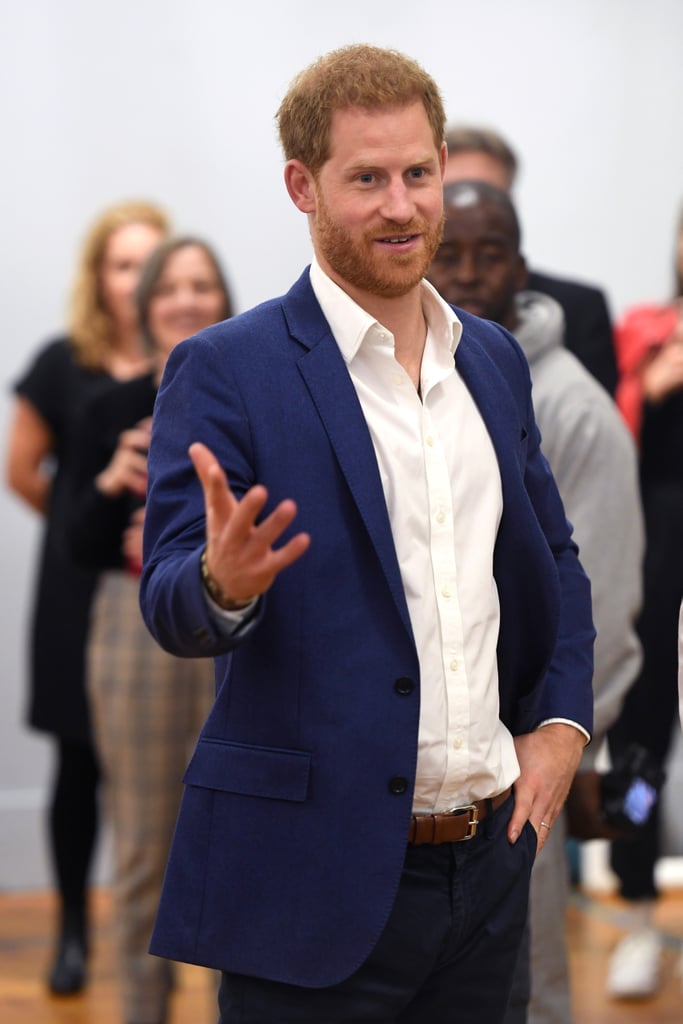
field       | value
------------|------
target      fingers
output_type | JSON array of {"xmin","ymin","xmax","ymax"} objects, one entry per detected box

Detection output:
[
  {"xmin": 188, "ymin": 442, "xmax": 310, "ymax": 601},
  {"xmin": 507, "ymin": 794, "xmax": 532, "ymax": 846},
  {"xmin": 507, "ymin": 725, "xmax": 585, "ymax": 851},
  {"xmin": 507, "ymin": 795, "xmax": 555, "ymax": 853},
  {"xmin": 189, "ymin": 442, "xmax": 240, "ymax": 536}
]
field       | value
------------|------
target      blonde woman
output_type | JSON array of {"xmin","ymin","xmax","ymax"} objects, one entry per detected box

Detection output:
[{"xmin": 5, "ymin": 200, "xmax": 168, "ymax": 995}]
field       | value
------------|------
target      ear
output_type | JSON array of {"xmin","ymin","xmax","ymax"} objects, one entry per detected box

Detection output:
[
  {"xmin": 517, "ymin": 254, "xmax": 529, "ymax": 291},
  {"xmin": 284, "ymin": 159, "xmax": 317, "ymax": 213},
  {"xmin": 439, "ymin": 141, "xmax": 447, "ymax": 180}
]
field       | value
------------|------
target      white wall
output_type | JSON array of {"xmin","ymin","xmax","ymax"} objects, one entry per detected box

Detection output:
[{"xmin": 1, "ymin": 0, "xmax": 682, "ymax": 888}]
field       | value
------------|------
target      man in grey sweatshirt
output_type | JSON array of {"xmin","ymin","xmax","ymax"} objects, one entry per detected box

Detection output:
[{"xmin": 429, "ymin": 180, "xmax": 644, "ymax": 1024}]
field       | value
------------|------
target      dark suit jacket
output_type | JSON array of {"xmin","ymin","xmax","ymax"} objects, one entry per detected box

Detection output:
[
  {"xmin": 140, "ymin": 269, "xmax": 594, "ymax": 987},
  {"xmin": 527, "ymin": 268, "xmax": 617, "ymax": 396}
]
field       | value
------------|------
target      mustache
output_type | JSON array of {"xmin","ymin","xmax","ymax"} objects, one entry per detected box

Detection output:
[
  {"xmin": 370, "ymin": 218, "xmax": 431, "ymax": 237},
  {"xmin": 370, "ymin": 210, "xmax": 445, "ymax": 241}
]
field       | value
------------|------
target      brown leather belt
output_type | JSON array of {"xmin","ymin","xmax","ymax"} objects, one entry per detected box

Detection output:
[{"xmin": 408, "ymin": 787, "xmax": 512, "ymax": 845}]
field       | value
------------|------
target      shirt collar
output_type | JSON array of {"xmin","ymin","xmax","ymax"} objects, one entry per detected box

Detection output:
[{"xmin": 309, "ymin": 257, "xmax": 462, "ymax": 365}]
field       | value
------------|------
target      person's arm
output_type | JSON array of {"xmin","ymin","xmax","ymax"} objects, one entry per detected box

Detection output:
[
  {"xmin": 639, "ymin": 316, "xmax": 683, "ymax": 405},
  {"xmin": 501, "ymin": 345, "xmax": 595, "ymax": 849},
  {"xmin": 4, "ymin": 396, "xmax": 54, "ymax": 514},
  {"xmin": 542, "ymin": 379, "xmax": 644, "ymax": 759},
  {"xmin": 66, "ymin": 404, "xmax": 150, "ymax": 570},
  {"xmin": 141, "ymin": 332, "xmax": 309, "ymax": 657}
]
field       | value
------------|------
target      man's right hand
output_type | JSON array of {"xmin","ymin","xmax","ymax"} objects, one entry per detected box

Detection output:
[{"xmin": 189, "ymin": 441, "xmax": 311, "ymax": 607}]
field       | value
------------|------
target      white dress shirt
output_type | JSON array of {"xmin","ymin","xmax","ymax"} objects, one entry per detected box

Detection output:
[{"xmin": 309, "ymin": 259, "xmax": 520, "ymax": 812}]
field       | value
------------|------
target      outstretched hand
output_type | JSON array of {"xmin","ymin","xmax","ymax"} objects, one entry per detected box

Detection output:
[
  {"xmin": 507, "ymin": 723, "xmax": 586, "ymax": 855},
  {"xmin": 189, "ymin": 441, "xmax": 311, "ymax": 606}
]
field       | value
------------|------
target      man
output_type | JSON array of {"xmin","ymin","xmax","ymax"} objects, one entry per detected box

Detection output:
[
  {"xmin": 140, "ymin": 45, "xmax": 594, "ymax": 1024},
  {"xmin": 443, "ymin": 126, "xmax": 618, "ymax": 396},
  {"xmin": 429, "ymin": 180, "xmax": 643, "ymax": 1024}
]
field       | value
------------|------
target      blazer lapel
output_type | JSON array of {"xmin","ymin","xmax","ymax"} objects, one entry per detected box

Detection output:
[
  {"xmin": 282, "ymin": 272, "xmax": 414, "ymax": 641},
  {"xmin": 454, "ymin": 332, "xmax": 527, "ymax": 508}
]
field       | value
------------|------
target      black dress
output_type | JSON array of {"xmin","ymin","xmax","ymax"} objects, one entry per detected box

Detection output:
[{"xmin": 14, "ymin": 338, "xmax": 120, "ymax": 742}]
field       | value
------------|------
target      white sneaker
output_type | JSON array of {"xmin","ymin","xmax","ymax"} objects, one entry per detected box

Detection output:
[{"xmin": 607, "ymin": 927, "xmax": 663, "ymax": 999}]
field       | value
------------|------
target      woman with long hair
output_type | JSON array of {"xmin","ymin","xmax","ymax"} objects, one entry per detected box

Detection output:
[
  {"xmin": 67, "ymin": 236, "xmax": 233, "ymax": 1024},
  {"xmin": 5, "ymin": 200, "xmax": 169, "ymax": 995}
]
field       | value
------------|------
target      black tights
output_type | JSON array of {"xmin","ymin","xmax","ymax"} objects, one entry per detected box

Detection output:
[{"xmin": 48, "ymin": 738, "xmax": 100, "ymax": 931}]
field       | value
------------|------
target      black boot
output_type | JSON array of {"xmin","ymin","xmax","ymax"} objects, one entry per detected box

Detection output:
[{"xmin": 48, "ymin": 907, "xmax": 87, "ymax": 996}]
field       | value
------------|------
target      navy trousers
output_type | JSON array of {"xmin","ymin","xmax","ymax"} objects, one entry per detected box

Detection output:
[{"xmin": 218, "ymin": 794, "xmax": 535, "ymax": 1023}]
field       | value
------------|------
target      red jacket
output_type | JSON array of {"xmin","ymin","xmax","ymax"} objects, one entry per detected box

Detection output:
[{"xmin": 615, "ymin": 303, "xmax": 679, "ymax": 440}]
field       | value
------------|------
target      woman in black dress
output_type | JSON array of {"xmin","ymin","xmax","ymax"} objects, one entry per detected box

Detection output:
[{"xmin": 5, "ymin": 200, "xmax": 168, "ymax": 994}]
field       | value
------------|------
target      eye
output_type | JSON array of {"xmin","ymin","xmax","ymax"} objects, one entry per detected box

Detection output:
[
  {"xmin": 433, "ymin": 245, "xmax": 459, "ymax": 265},
  {"xmin": 478, "ymin": 248, "xmax": 505, "ymax": 267},
  {"xmin": 152, "ymin": 283, "xmax": 175, "ymax": 298},
  {"xmin": 357, "ymin": 172, "xmax": 375, "ymax": 184},
  {"xmin": 408, "ymin": 167, "xmax": 426, "ymax": 179}
]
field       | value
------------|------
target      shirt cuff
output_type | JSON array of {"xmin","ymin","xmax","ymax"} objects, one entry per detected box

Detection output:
[
  {"xmin": 536, "ymin": 717, "xmax": 591, "ymax": 745},
  {"xmin": 202, "ymin": 588, "xmax": 260, "ymax": 637}
]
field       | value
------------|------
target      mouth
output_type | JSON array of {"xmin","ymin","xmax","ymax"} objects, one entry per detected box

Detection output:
[
  {"xmin": 170, "ymin": 315, "xmax": 204, "ymax": 328},
  {"xmin": 375, "ymin": 233, "xmax": 420, "ymax": 252},
  {"xmin": 454, "ymin": 298, "xmax": 487, "ymax": 318}
]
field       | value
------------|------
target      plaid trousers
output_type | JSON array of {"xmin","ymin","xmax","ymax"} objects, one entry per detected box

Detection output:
[{"xmin": 88, "ymin": 571, "xmax": 215, "ymax": 1023}]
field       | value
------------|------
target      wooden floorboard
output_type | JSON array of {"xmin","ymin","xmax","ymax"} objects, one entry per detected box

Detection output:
[{"xmin": 1, "ymin": 887, "xmax": 681, "ymax": 1022}]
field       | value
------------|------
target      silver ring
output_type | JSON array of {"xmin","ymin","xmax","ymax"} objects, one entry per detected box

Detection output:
[{"xmin": 539, "ymin": 821, "xmax": 551, "ymax": 831}]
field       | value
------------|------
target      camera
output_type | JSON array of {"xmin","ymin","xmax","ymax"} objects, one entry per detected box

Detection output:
[{"xmin": 600, "ymin": 743, "xmax": 666, "ymax": 833}]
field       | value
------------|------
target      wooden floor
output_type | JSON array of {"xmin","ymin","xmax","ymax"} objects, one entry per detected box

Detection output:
[{"xmin": 1, "ymin": 887, "xmax": 681, "ymax": 1022}]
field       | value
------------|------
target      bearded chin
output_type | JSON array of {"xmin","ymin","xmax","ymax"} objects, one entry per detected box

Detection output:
[{"xmin": 317, "ymin": 215, "xmax": 442, "ymax": 300}]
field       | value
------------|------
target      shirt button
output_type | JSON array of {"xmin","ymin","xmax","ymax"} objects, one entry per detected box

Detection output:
[
  {"xmin": 392, "ymin": 373, "xmax": 404, "ymax": 386},
  {"xmin": 436, "ymin": 511, "xmax": 445, "ymax": 524},
  {"xmin": 449, "ymin": 659, "xmax": 458, "ymax": 672},
  {"xmin": 389, "ymin": 776, "xmax": 408, "ymax": 795},
  {"xmin": 394, "ymin": 676, "xmax": 415, "ymax": 696},
  {"xmin": 425, "ymin": 436, "xmax": 434, "ymax": 447},
  {"xmin": 441, "ymin": 586, "xmax": 451, "ymax": 598},
  {"xmin": 453, "ymin": 737, "xmax": 463, "ymax": 750}
]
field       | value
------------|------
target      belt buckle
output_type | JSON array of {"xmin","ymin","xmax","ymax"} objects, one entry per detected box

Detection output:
[{"xmin": 444, "ymin": 803, "xmax": 479, "ymax": 840}]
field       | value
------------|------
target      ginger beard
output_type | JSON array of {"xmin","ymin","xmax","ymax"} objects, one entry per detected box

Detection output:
[{"xmin": 314, "ymin": 190, "xmax": 445, "ymax": 300}]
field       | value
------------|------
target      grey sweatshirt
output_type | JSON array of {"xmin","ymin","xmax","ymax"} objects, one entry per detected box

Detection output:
[{"xmin": 514, "ymin": 291, "xmax": 644, "ymax": 767}]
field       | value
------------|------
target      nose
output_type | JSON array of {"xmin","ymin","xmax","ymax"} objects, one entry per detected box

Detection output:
[
  {"xmin": 170, "ymin": 287, "xmax": 198, "ymax": 311},
  {"xmin": 451, "ymin": 251, "xmax": 479, "ymax": 284},
  {"xmin": 379, "ymin": 179, "xmax": 416, "ymax": 225}
]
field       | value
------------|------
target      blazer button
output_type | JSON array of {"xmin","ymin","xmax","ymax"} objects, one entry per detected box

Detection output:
[
  {"xmin": 389, "ymin": 776, "xmax": 408, "ymax": 795},
  {"xmin": 394, "ymin": 676, "xmax": 414, "ymax": 696}
]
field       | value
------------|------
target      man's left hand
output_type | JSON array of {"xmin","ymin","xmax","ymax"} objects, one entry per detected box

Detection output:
[{"xmin": 507, "ymin": 723, "xmax": 586, "ymax": 854}]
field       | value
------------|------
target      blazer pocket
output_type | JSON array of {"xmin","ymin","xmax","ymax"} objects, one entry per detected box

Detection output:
[{"xmin": 183, "ymin": 736, "xmax": 311, "ymax": 803}]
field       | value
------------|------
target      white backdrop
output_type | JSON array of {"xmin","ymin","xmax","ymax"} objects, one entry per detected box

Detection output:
[{"xmin": 1, "ymin": 0, "xmax": 682, "ymax": 887}]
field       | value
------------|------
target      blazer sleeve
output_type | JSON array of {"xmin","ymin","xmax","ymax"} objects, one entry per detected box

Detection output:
[
  {"xmin": 499, "ymin": 325, "xmax": 595, "ymax": 736},
  {"xmin": 525, "ymin": 438, "xmax": 595, "ymax": 736},
  {"xmin": 140, "ymin": 332, "xmax": 264, "ymax": 657}
]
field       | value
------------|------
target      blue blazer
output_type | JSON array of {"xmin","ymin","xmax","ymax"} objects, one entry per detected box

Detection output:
[{"xmin": 140, "ymin": 269, "xmax": 594, "ymax": 988}]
